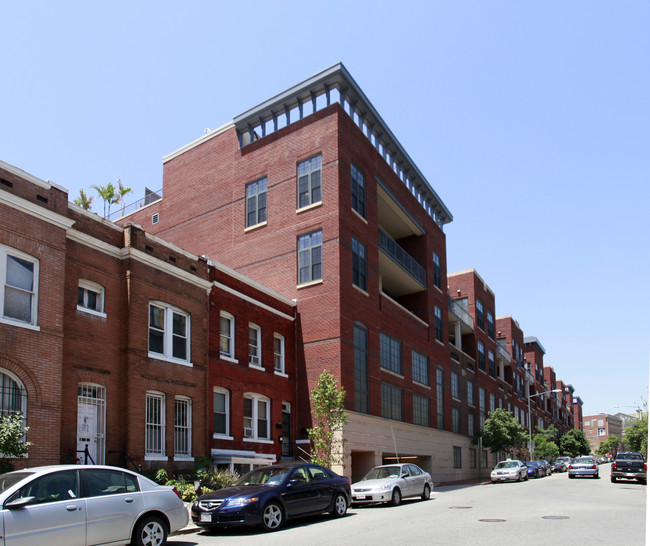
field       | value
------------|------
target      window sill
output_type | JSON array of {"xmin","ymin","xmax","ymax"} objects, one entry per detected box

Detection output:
[
  {"xmin": 148, "ymin": 353, "xmax": 194, "ymax": 367},
  {"xmin": 413, "ymin": 381, "xmax": 431, "ymax": 390},
  {"xmin": 352, "ymin": 284, "xmax": 369, "ymax": 296},
  {"xmin": 145, "ymin": 456, "xmax": 168, "ymax": 461},
  {"xmin": 220, "ymin": 355, "xmax": 239, "ymax": 364},
  {"xmin": 296, "ymin": 201, "xmax": 322, "ymax": 214},
  {"xmin": 297, "ymin": 279, "xmax": 323, "ymax": 289},
  {"xmin": 274, "ymin": 371, "xmax": 288, "ymax": 378},
  {"xmin": 213, "ymin": 434, "xmax": 234, "ymax": 440},
  {"xmin": 351, "ymin": 207, "xmax": 368, "ymax": 224},
  {"xmin": 174, "ymin": 456, "xmax": 194, "ymax": 462},
  {"xmin": 244, "ymin": 221, "xmax": 267, "ymax": 233},
  {"xmin": 249, "ymin": 363, "xmax": 265, "ymax": 372},
  {"xmin": 76, "ymin": 306, "xmax": 107, "ymax": 319},
  {"xmin": 243, "ymin": 438, "xmax": 274, "ymax": 445},
  {"xmin": 0, "ymin": 317, "xmax": 40, "ymax": 331},
  {"xmin": 380, "ymin": 368, "xmax": 404, "ymax": 380}
]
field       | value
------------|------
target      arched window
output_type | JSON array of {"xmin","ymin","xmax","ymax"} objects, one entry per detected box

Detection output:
[{"xmin": 0, "ymin": 370, "xmax": 27, "ymax": 416}]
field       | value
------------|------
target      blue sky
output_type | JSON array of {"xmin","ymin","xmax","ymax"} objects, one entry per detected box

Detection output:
[{"xmin": 2, "ymin": 1, "xmax": 648, "ymax": 417}]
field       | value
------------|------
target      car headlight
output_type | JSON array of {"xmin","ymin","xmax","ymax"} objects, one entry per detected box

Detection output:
[
  {"xmin": 226, "ymin": 497, "xmax": 259, "ymax": 507},
  {"xmin": 375, "ymin": 484, "xmax": 392, "ymax": 492}
]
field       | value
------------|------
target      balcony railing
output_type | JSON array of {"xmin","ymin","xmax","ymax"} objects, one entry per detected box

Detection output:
[
  {"xmin": 378, "ymin": 227, "xmax": 425, "ymax": 286},
  {"xmin": 448, "ymin": 296, "xmax": 474, "ymax": 329},
  {"xmin": 107, "ymin": 188, "xmax": 162, "ymax": 221},
  {"xmin": 496, "ymin": 340, "xmax": 511, "ymax": 363}
]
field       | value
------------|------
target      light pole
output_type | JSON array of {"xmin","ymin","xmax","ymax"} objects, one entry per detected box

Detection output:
[
  {"xmin": 527, "ymin": 388, "xmax": 562, "ymax": 458},
  {"xmin": 614, "ymin": 405, "xmax": 643, "ymax": 421}
]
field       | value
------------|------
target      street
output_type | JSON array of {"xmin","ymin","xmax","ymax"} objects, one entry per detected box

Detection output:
[{"xmin": 168, "ymin": 463, "xmax": 647, "ymax": 545}]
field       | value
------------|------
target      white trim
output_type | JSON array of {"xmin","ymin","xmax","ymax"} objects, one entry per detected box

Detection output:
[
  {"xmin": 214, "ymin": 281, "xmax": 295, "ymax": 321},
  {"xmin": 0, "ymin": 160, "xmax": 68, "ymax": 192},
  {"xmin": 163, "ymin": 122, "xmax": 235, "ymax": 163},
  {"xmin": 1, "ymin": 189, "xmax": 75, "ymax": 230},
  {"xmin": 0, "ymin": 317, "xmax": 40, "ymax": 331},
  {"xmin": 243, "ymin": 438, "xmax": 274, "ymax": 445}
]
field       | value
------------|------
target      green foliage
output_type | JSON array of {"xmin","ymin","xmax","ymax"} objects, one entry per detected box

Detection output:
[
  {"xmin": 73, "ymin": 189, "xmax": 94, "ymax": 210},
  {"xmin": 307, "ymin": 370, "xmax": 348, "ymax": 468},
  {"xmin": 152, "ymin": 465, "xmax": 239, "ymax": 502},
  {"xmin": 533, "ymin": 426, "xmax": 559, "ymax": 460},
  {"xmin": 596, "ymin": 435, "xmax": 620, "ymax": 456},
  {"xmin": 622, "ymin": 417, "xmax": 648, "ymax": 456},
  {"xmin": 91, "ymin": 181, "xmax": 116, "ymax": 218},
  {"xmin": 0, "ymin": 413, "xmax": 31, "ymax": 472},
  {"xmin": 559, "ymin": 429, "xmax": 590, "ymax": 458},
  {"xmin": 481, "ymin": 408, "xmax": 527, "ymax": 457}
]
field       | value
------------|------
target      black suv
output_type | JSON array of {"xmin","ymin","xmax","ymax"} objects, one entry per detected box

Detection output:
[{"xmin": 611, "ymin": 452, "xmax": 647, "ymax": 485}]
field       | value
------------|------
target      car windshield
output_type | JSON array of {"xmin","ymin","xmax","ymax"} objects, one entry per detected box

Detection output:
[
  {"xmin": 574, "ymin": 457, "xmax": 594, "ymax": 464},
  {"xmin": 525, "ymin": 462, "xmax": 537, "ymax": 466},
  {"xmin": 362, "ymin": 466, "xmax": 401, "ymax": 480},
  {"xmin": 0, "ymin": 472, "xmax": 33, "ymax": 494},
  {"xmin": 233, "ymin": 467, "xmax": 289, "ymax": 487},
  {"xmin": 495, "ymin": 462, "xmax": 518, "ymax": 469}
]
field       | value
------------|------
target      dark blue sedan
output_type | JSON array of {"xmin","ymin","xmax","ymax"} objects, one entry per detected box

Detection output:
[
  {"xmin": 191, "ymin": 463, "xmax": 351, "ymax": 532},
  {"xmin": 525, "ymin": 461, "xmax": 543, "ymax": 478}
]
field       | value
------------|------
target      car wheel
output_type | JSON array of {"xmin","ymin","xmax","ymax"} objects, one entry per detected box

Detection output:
[
  {"xmin": 611, "ymin": 476, "xmax": 617, "ymax": 483},
  {"xmin": 132, "ymin": 515, "xmax": 167, "ymax": 546},
  {"xmin": 639, "ymin": 478, "xmax": 647, "ymax": 485},
  {"xmin": 568, "ymin": 474, "xmax": 574, "ymax": 479},
  {"xmin": 595, "ymin": 473, "xmax": 599, "ymax": 479},
  {"xmin": 516, "ymin": 473, "xmax": 521, "ymax": 482},
  {"xmin": 390, "ymin": 488, "xmax": 402, "ymax": 506},
  {"xmin": 421, "ymin": 484, "xmax": 431, "ymax": 500},
  {"xmin": 524, "ymin": 472, "xmax": 528, "ymax": 481},
  {"xmin": 332, "ymin": 492, "xmax": 348, "ymax": 517},
  {"xmin": 261, "ymin": 502, "xmax": 284, "ymax": 532}
]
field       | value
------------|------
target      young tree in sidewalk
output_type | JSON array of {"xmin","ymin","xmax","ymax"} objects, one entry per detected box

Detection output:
[
  {"xmin": 307, "ymin": 370, "xmax": 348, "ymax": 469},
  {"xmin": 596, "ymin": 435, "xmax": 620, "ymax": 457},
  {"xmin": 559, "ymin": 428, "xmax": 590, "ymax": 458},
  {"xmin": 533, "ymin": 425, "xmax": 560, "ymax": 461},
  {"xmin": 481, "ymin": 408, "xmax": 527, "ymax": 459}
]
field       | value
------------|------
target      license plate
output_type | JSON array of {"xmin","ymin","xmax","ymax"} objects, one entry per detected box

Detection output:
[
  {"xmin": 354, "ymin": 496, "xmax": 369, "ymax": 501},
  {"xmin": 201, "ymin": 513, "xmax": 212, "ymax": 522}
]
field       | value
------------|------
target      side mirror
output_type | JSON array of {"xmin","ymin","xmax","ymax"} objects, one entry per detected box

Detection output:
[{"xmin": 6, "ymin": 496, "xmax": 37, "ymax": 509}]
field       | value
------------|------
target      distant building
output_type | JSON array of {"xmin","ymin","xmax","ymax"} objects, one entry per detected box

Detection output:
[{"xmin": 583, "ymin": 414, "xmax": 623, "ymax": 454}]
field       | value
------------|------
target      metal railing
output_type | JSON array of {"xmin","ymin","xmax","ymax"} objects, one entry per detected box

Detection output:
[
  {"xmin": 378, "ymin": 227, "xmax": 426, "ymax": 286},
  {"xmin": 107, "ymin": 188, "xmax": 162, "ymax": 221},
  {"xmin": 448, "ymin": 296, "xmax": 474, "ymax": 329}
]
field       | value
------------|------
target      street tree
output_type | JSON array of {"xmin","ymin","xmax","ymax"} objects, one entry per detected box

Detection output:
[
  {"xmin": 481, "ymin": 408, "xmax": 527, "ymax": 457},
  {"xmin": 596, "ymin": 435, "xmax": 620, "ymax": 457},
  {"xmin": 307, "ymin": 370, "xmax": 347, "ymax": 469},
  {"xmin": 559, "ymin": 429, "xmax": 590, "ymax": 457},
  {"xmin": 0, "ymin": 413, "xmax": 31, "ymax": 473},
  {"xmin": 623, "ymin": 417, "xmax": 648, "ymax": 456},
  {"xmin": 533, "ymin": 426, "xmax": 560, "ymax": 460}
]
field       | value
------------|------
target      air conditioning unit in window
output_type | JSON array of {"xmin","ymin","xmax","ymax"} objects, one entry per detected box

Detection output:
[
  {"xmin": 249, "ymin": 356, "xmax": 259, "ymax": 365},
  {"xmin": 244, "ymin": 427, "xmax": 253, "ymax": 438}
]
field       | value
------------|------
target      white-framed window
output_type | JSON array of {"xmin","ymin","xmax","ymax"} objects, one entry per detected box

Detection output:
[
  {"xmin": 220, "ymin": 312, "xmax": 235, "ymax": 360},
  {"xmin": 0, "ymin": 370, "xmax": 27, "ymax": 451},
  {"xmin": 1, "ymin": 245, "xmax": 39, "ymax": 327},
  {"xmin": 77, "ymin": 280, "xmax": 105, "ymax": 316},
  {"xmin": 274, "ymin": 333, "xmax": 286, "ymax": 374},
  {"xmin": 243, "ymin": 393, "xmax": 270, "ymax": 441},
  {"xmin": 297, "ymin": 230, "xmax": 323, "ymax": 285},
  {"xmin": 297, "ymin": 154, "xmax": 322, "ymax": 209},
  {"xmin": 598, "ymin": 427, "xmax": 606, "ymax": 436},
  {"xmin": 148, "ymin": 302, "xmax": 190, "ymax": 364},
  {"xmin": 246, "ymin": 177, "xmax": 268, "ymax": 228},
  {"xmin": 174, "ymin": 396, "xmax": 192, "ymax": 459},
  {"xmin": 248, "ymin": 323, "xmax": 262, "ymax": 367},
  {"xmin": 145, "ymin": 392, "xmax": 166, "ymax": 459},
  {"xmin": 213, "ymin": 387, "xmax": 230, "ymax": 438}
]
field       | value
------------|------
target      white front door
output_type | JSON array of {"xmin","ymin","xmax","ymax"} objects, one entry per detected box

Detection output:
[{"xmin": 77, "ymin": 384, "xmax": 106, "ymax": 464}]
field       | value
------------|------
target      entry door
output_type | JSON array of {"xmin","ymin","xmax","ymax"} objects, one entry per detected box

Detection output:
[
  {"xmin": 281, "ymin": 402, "xmax": 292, "ymax": 457},
  {"xmin": 77, "ymin": 384, "xmax": 106, "ymax": 464}
]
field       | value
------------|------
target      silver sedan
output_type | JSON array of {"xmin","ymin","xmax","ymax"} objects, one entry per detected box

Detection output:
[
  {"xmin": 351, "ymin": 463, "xmax": 433, "ymax": 506},
  {"xmin": 0, "ymin": 464, "xmax": 188, "ymax": 545},
  {"xmin": 491, "ymin": 460, "xmax": 528, "ymax": 483},
  {"xmin": 568, "ymin": 456, "xmax": 600, "ymax": 479}
]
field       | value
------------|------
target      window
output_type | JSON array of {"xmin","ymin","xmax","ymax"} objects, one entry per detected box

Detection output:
[
  {"xmin": 381, "ymin": 383, "xmax": 403, "ymax": 421},
  {"xmin": 274, "ymin": 333, "xmax": 285, "ymax": 374},
  {"xmin": 434, "ymin": 305, "xmax": 443, "ymax": 342},
  {"xmin": 145, "ymin": 392, "xmax": 165, "ymax": 458},
  {"xmin": 17, "ymin": 470, "xmax": 80, "ymax": 504},
  {"xmin": 213, "ymin": 387, "xmax": 230, "ymax": 437},
  {"xmin": 297, "ymin": 230, "xmax": 323, "ymax": 284},
  {"xmin": 380, "ymin": 332, "xmax": 402, "ymax": 375},
  {"xmin": 432, "ymin": 252, "xmax": 441, "ymax": 289},
  {"xmin": 452, "ymin": 408, "xmax": 461, "ymax": 434},
  {"xmin": 174, "ymin": 397, "xmax": 192, "ymax": 458},
  {"xmin": 85, "ymin": 469, "xmax": 137, "ymax": 497},
  {"xmin": 351, "ymin": 162, "xmax": 365, "ymax": 217},
  {"xmin": 248, "ymin": 323, "xmax": 262, "ymax": 367},
  {"xmin": 451, "ymin": 372, "xmax": 460, "ymax": 400},
  {"xmin": 297, "ymin": 155, "xmax": 322, "ymax": 208},
  {"xmin": 0, "ymin": 371, "xmax": 27, "ymax": 451},
  {"xmin": 468, "ymin": 414, "xmax": 475, "ymax": 438},
  {"xmin": 413, "ymin": 393, "xmax": 429, "ymax": 426},
  {"xmin": 597, "ymin": 419, "xmax": 604, "ymax": 427},
  {"xmin": 453, "ymin": 446, "xmax": 462, "ymax": 469},
  {"xmin": 148, "ymin": 302, "xmax": 190, "ymax": 363},
  {"xmin": 354, "ymin": 323, "xmax": 369, "ymax": 413},
  {"xmin": 488, "ymin": 350, "xmax": 495, "ymax": 377},
  {"xmin": 246, "ymin": 177, "xmax": 267, "ymax": 227},
  {"xmin": 352, "ymin": 237, "xmax": 367, "ymax": 291},
  {"xmin": 220, "ymin": 312, "xmax": 235, "ymax": 359},
  {"xmin": 243, "ymin": 394, "xmax": 270, "ymax": 440},
  {"xmin": 469, "ymin": 448, "xmax": 477, "ymax": 469},
  {"xmin": 467, "ymin": 380, "xmax": 475, "ymax": 406},
  {"xmin": 412, "ymin": 350, "xmax": 429, "ymax": 386},
  {"xmin": 477, "ymin": 341, "xmax": 485, "ymax": 371},
  {"xmin": 584, "ymin": 420, "xmax": 591, "ymax": 427},
  {"xmin": 77, "ymin": 280, "xmax": 105, "ymax": 315},
  {"xmin": 476, "ymin": 299, "xmax": 484, "ymax": 330},
  {"xmin": 489, "ymin": 393, "xmax": 496, "ymax": 413},
  {"xmin": 487, "ymin": 311, "xmax": 495, "ymax": 339},
  {"xmin": 1, "ymin": 245, "xmax": 39, "ymax": 326},
  {"xmin": 436, "ymin": 368, "xmax": 444, "ymax": 429},
  {"xmin": 598, "ymin": 428, "xmax": 606, "ymax": 436},
  {"xmin": 479, "ymin": 387, "xmax": 486, "ymax": 415}
]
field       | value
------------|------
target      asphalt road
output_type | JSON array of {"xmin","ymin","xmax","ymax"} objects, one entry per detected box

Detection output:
[{"xmin": 168, "ymin": 463, "xmax": 647, "ymax": 546}]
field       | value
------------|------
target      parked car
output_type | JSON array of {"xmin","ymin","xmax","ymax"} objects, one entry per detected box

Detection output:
[
  {"xmin": 611, "ymin": 452, "xmax": 647, "ymax": 485},
  {"xmin": 525, "ymin": 461, "xmax": 543, "ymax": 478},
  {"xmin": 568, "ymin": 456, "xmax": 599, "ymax": 479},
  {"xmin": 552, "ymin": 457, "xmax": 572, "ymax": 472},
  {"xmin": 351, "ymin": 463, "xmax": 433, "ymax": 506},
  {"xmin": 0, "ymin": 464, "xmax": 188, "ymax": 546},
  {"xmin": 490, "ymin": 460, "xmax": 528, "ymax": 483},
  {"xmin": 537, "ymin": 460, "xmax": 551, "ymax": 476},
  {"xmin": 191, "ymin": 463, "xmax": 351, "ymax": 532}
]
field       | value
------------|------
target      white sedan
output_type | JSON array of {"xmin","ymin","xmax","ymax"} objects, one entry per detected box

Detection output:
[
  {"xmin": 351, "ymin": 463, "xmax": 433, "ymax": 506},
  {"xmin": 0, "ymin": 464, "xmax": 188, "ymax": 545}
]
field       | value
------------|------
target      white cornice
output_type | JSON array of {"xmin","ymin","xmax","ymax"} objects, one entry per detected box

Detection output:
[
  {"xmin": 1, "ymin": 189, "xmax": 76, "ymax": 230},
  {"xmin": 128, "ymin": 248, "xmax": 213, "ymax": 292},
  {"xmin": 0, "ymin": 160, "xmax": 68, "ymax": 193},
  {"xmin": 163, "ymin": 122, "xmax": 235, "ymax": 163},
  {"xmin": 214, "ymin": 281, "xmax": 294, "ymax": 321},
  {"xmin": 66, "ymin": 229, "xmax": 125, "ymax": 258}
]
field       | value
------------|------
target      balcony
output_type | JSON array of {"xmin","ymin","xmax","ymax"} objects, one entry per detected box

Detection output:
[
  {"xmin": 496, "ymin": 340, "xmax": 511, "ymax": 364},
  {"xmin": 448, "ymin": 297, "xmax": 474, "ymax": 331},
  {"xmin": 378, "ymin": 227, "xmax": 425, "ymax": 296}
]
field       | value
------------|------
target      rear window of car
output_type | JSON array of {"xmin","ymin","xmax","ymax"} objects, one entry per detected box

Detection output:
[
  {"xmin": 85, "ymin": 469, "xmax": 138, "ymax": 496},
  {"xmin": 617, "ymin": 453, "xmax": 643, "ymax": 460}
]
